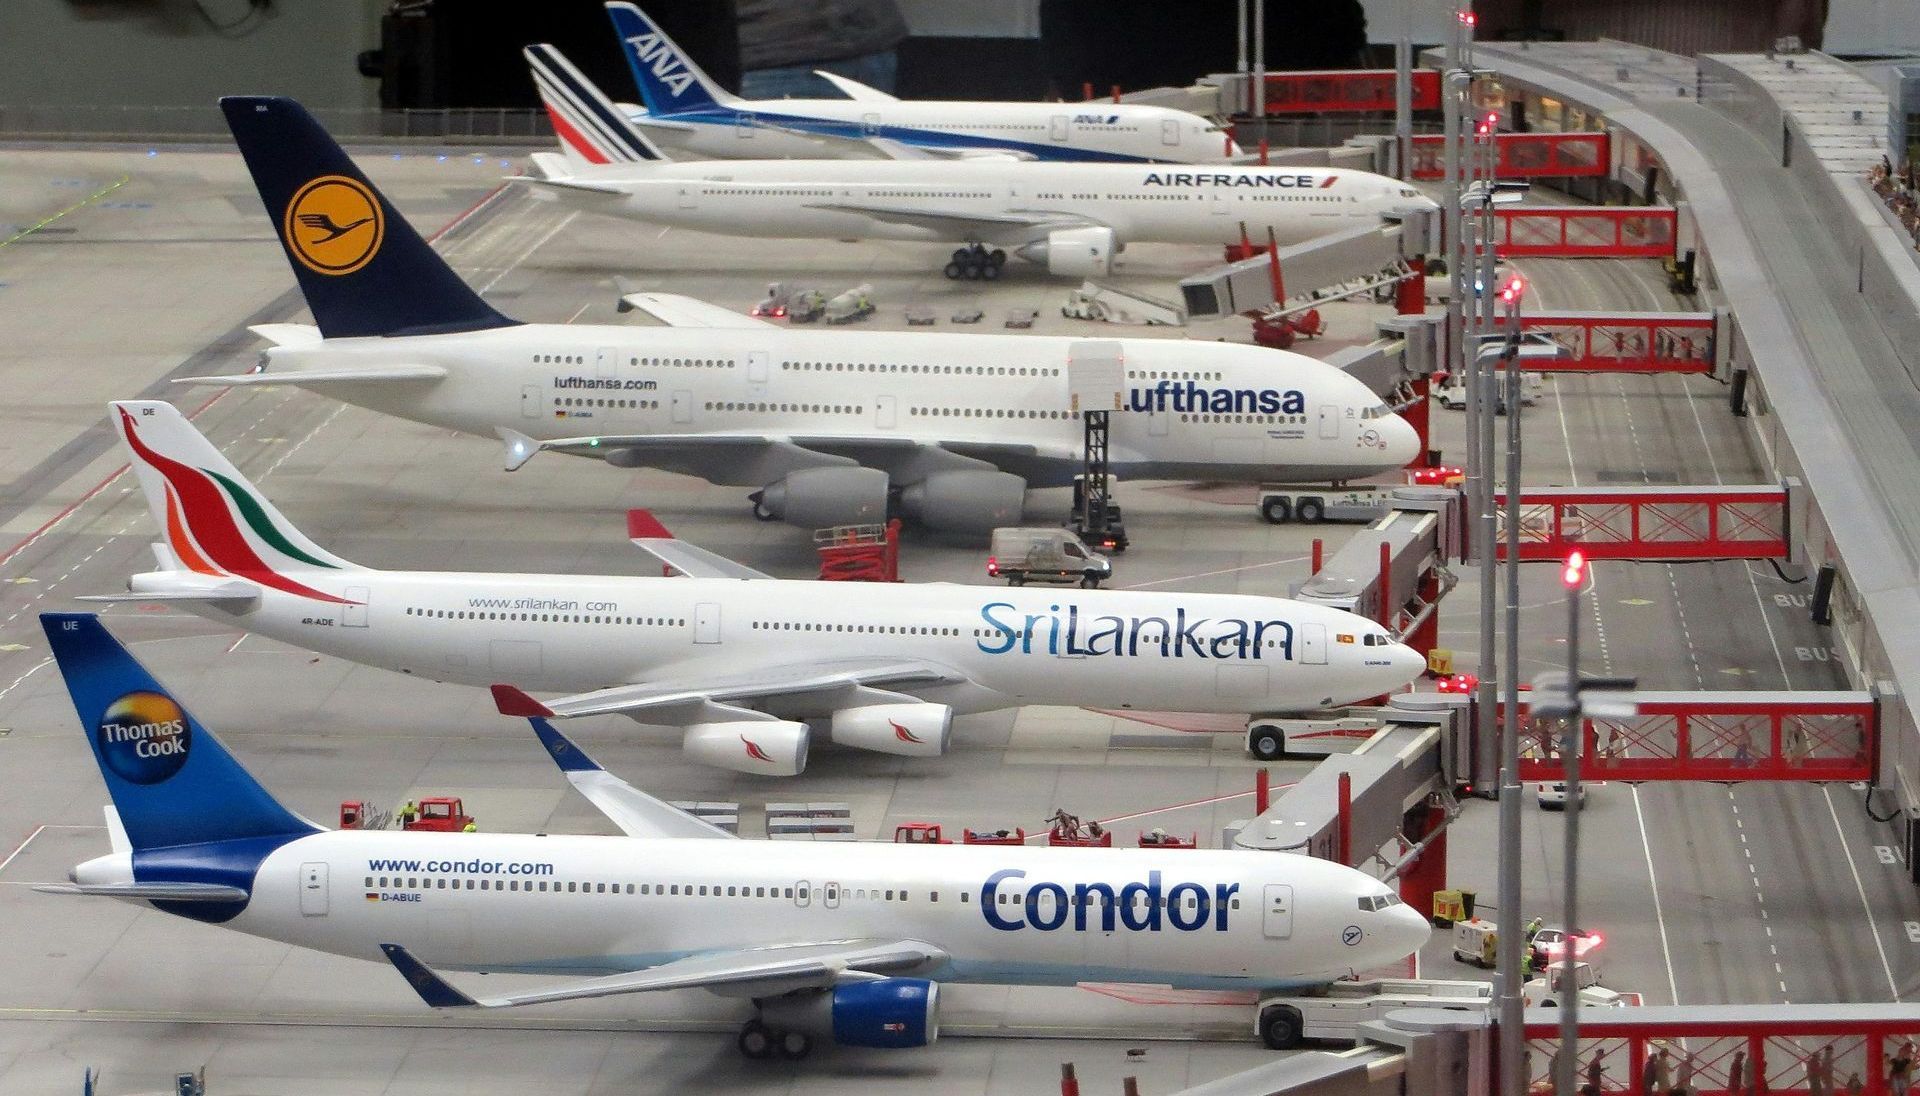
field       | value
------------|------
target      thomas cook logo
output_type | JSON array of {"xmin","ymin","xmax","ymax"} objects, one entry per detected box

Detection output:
[
  {"xmin": 96, "ymin": 691, "xmax": 191, "ymax": 785},
  {"xmin": 283, "ymin": 175, "xmax": 384, "ymax": 276}
]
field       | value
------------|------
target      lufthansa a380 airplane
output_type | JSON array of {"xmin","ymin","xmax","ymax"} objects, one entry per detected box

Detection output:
[
  {"xmin": 37, "ymin": 613, "xmax": 1430, "ymax": 1058},
  {"xmin": 521, "ymin": 44, "xmax": 1437, "ymax": 280},
  {"xmin": 90, "ymin": 401, "xmax": 1424, "ymax": 776},
  {"xmin": 601, "ymin": 2, "xmax": 1239, "ymax": 165},
  {"xmin": 185, "ymin": 97, "xmax": 1420, "ymax": 534}
]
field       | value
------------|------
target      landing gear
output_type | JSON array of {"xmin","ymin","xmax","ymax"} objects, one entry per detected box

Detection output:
[
  {"xmin": 737, "ymin": 1019, "xmax": 815, "ymax": 1061},
  {"xmin": 943, "ymin": 244, "xmax": 1007, "ymax": 280}
]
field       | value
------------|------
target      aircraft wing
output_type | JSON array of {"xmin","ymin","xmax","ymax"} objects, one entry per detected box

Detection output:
[
  {"xmin": 813, "ymin": 71, "xmax": 898, "ymax": 103},
  {"xmin": 491, "ymin": 658, "xmax": 962, "ymax": 722},
  {"xmin": 174, "ymin": 365, "xmax": 447, "ymax": 387},
  {"xmin": 863, "ymin": 137, "xmax": 1032, "ymax": 163},
  {"xmin": 802, "ymin": 200, "xmax": 1084, "ymax": 240},
  {"xmin": 625, "ymin": 509, "xmax": 771, "ymax": 580},
  {"xmin": 383, "ymin": 939, "xmax": 946, "ymax": 1007},
  {"xmin": 616, "ymin": 291, "xmax": 774, "ymax": 329},
  {"xmin": 525, "ymin": 716, "xmax": 735, "ymax": 840}
]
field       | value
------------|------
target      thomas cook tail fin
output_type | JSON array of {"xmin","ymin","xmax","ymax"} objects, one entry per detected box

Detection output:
[
  {"xmin": 108, "ymin": 400, "xmax": 365, "ymax": 606},
  {"xmin": 40, "ymin": 613, "xmax": 318, "ymax": 854},
  {"xmin": 604, "ymin": 2, "xmax": 738, "ymax": 116},
  {"xmin": 525, "ymin": 44, "xmax": 667, "ymax": 169},
  {"xmin": 219, "ymin": 95, "xmax": 518, "ymax": 339}
]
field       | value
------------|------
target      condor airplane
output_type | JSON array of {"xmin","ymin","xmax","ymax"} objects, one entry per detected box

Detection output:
[
  {"xmin": 184, "ymin": 97, "xmax": 1420, "ymax": 534},
  {"xmin": 37, "ymin": 613, "xmax": 1430, "ymax": 1057},
  {"xmin": 522, "ymin": 44, "xmax": 1437, "ymax": 280},
  {"xmin": 602, "ymin": 2, "xmax": 1238, "ymax": 166},
  {"xmin": 88, "ymin": 401, "xmax": 1424, "ymax": 776}
]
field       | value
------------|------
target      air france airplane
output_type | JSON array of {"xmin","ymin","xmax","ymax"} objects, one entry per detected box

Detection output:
[
  {"xmin": 522, "ymin": 44, "xmax": 1438, "ymax": 280},
  {"xmin": 37, "ymin": 613, "xmax": 1430, "ymax": 1058},
  {"xmin": 602, "ymin": 3, "xmax": 1239, "ymax": 165},
  {"xmin": 89, "ymin": 401, "xmax": 1425, "ymax": 776},
  {"xmin": 185, "ymin": 97, "xmax": 1420, "ymax": 534}
]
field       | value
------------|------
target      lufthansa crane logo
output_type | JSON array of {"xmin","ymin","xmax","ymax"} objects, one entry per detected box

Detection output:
[{"xmin": 282, "ymin": 174, "xmax": 384, "ymax": 275}]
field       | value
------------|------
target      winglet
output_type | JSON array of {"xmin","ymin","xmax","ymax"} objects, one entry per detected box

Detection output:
[
  {"xmin": 496, "ymin": 427, "xmax": 542, "ymax": 472},
  {"xmin": 626, "ymin": 509, "xmax": 674, "ymax": 540},
  {"xmin": 529, "ymin": 717, "xmax": 602, "ymax": 773},
  {"xmin": 491, "ymin": 684, "xmax": 555, "ymax": 718},
  {"xmin": 380, "ymin": 944, "xmax": 480, "ymax": 1008}
]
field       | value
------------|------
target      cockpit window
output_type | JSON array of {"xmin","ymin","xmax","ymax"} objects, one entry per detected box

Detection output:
[
  {"xmin": 1400, "ymin": 187, "xmax": 1420, "ymax": 198},
  {"xmin": 1358, "ymin": 894, "xmax": 1404, "ymax": 911},
  {"xmin": 1361, "ymin": 632, "xmax": 1392, "ymax": 647},
  {"xmin": 1359, "ymin": 403, "xmax": 1391, "ymax": 420}
]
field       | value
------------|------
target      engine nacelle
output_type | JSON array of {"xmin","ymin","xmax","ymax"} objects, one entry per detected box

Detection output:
[
  {"xmin": 681, "ymin": 720, "xmax": 808, "ymax": 776},
  {"xmin": 759, "ymin": 979, "xmax": 940, "ymax": 1050},
  {"xmin": 751, "ymin": 467, "xmax": 889, "ymax": 529},
  {"xmin": 897, "ymin": 470, "xmax": 1027, "ymax": 534},
  {"xmin": 830, "ymin": 703, "xmax": 953, "ymax": 758},
  {"xmin": 1017, "ymin": 226, "xmax": 1117, "ymax": 278}
]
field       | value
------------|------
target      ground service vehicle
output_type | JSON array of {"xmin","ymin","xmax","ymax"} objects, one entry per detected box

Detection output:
[
  {"xmin": 1453, "ymin": 918, "xmax": 1499, "ymax": 967},
  {"xmin": 824, "ymin": 284, "xmax": 875, "ymax": 325},
  {"xmin": 1258, "ymin": 484, "xmax": 1395, "ymax": 525},
  {"xmin": 749, "ymin": 282, "xmax": 796, "ymax": 318},
  {"xmin": 1254, "ymin": 978, "xmax": 1493, "ymax": 1049},
  {"xmin": 987, "ymin": 527, "xmax": 1113, "ymax": 587},
  {"xmin": 1521, "ymin": 962, "xmax": 1625, "ymax": 1008}
]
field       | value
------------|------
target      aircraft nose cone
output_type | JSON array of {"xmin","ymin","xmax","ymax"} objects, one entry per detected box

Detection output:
[
  {"xmin": 1384, "ymin": 902, "xmax": 1432, "ymax": 959},
  {"xmin": 1389, "ymin": 642, "xmax": 1427, "ymax": 686},
  {"xmin": 1379, "ymin": 413, "xmax": 1422, "ymax": 469}
]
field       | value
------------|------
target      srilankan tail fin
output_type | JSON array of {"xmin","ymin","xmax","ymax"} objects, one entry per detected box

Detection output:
[
  {"xmin": 525, "ymin": 44, "xmax": 668, "ymax": 169},
  {"xmin": 40, "ymin": 613, "xmax": 318, "ymax": 854},
  {"xmin": 108, "ymin": 400, "xmax": 366, "ymax": 605},
  {"xmin": 604, "ymin": 2, "xmax": 739, "ymax": 116},
  {"xmin": 219, "ymin": 96, "xmax": 518, "ymax": 339}
]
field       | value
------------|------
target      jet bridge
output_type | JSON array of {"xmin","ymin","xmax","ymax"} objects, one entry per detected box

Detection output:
[
  {"xmin": 1178, "ymin": 204, "xmax": 1440, "ymax": 321},
  {"xmin": 1292, "ymin": 486, "xmax": 1462, "ymax": 658}
]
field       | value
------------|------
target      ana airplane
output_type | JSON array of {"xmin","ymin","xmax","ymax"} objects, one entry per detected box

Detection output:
[
  {"xmin": 185, "ymin": 96, "xmax": 1421, "ymax": 534},
  {"xmin": 522, "ymin": 43, "xmax": 1438, "ymax": 280},
  {"xmin": 601, "ymin": 2, "xmax": 1239, "ymax": 165},
  {"xmin": 89, "ymin": 401, "xmax": 1425, "ymax": 776},
  {"xmin": 37, "ymin": 612, "xmax": 1431, "ymax": 1058}
]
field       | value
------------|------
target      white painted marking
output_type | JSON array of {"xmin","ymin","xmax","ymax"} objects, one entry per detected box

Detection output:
[
  {"xmin": 1824, "ymin": 787, "xmax": 1901, "ymax": 1000},
  {"xmin": 0, "ymin": 824, "xmax": 46, "ymax": 876},
  {"xmin": 1905, "ymin": 922, "xmax": 1920, "ymax": 944},
  {"xmin": 1631, "ymin": 786, "xmax": 1682, "ymax": 1005},
  {"xmin": 1879, "ymin": 846, "xmax": 1900, "ymax": 865}
]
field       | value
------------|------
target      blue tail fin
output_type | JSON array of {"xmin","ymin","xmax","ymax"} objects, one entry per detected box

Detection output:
[
  {"xmin": 605, "ymin": 2, "xmax": 736, "ymax": 116},
  {"xmin": 41, "ymin": 613, "xmax": 317, "ymax": 852},
  {"xmin": 219, "ymin": 96, "xmax": 519, "ymax": 340}
]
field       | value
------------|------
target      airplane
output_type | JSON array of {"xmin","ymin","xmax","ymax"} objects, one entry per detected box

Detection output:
[
  {"xmin": 600, "ymin": 2, "xmax": 1241, "ymax": 165},
  {"xmin": 184, "ymin": 97, "xmax": 1421, "ymax": 535},
  {"xmin": 35, "ymin": 612, "xmax": 1432, "ymax": 1058},
  {"xmin": 521, "ymin": 43, "xmax": 1438, "ymax": 281},
  {"xmin": 88, "ymin": 400, "xmax": 1426, "ymax": 777}
]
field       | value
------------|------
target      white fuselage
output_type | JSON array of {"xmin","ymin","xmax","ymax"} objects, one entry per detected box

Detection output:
[
  {"xmin": 152, "ymin": 569, "xmax": 1422, "ymax": 715},
  {"xmin": 626, "ymin": 99, "xmax": 1241, "ymax": 164},
  {"xmin": 111, "ymin": 830, "xmax": 1426, "ymax": 990},
  {"xmin": 529, "ymin": 161, "xmax": 1430, "ymax": 252},
  {"xmin": 263, "ymin": 325, "xmax": 1420, "ymax": 486}
]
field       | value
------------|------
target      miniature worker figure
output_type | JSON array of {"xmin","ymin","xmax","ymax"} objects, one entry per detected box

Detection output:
[
  {"xmin": 1889, "ymin": 1041, "xmax": 1916, "ymax": 1096},
  {"xmin": 1727, "ymin": 1050, "xmax": 1747, "ymax": 1096},
  {"xmin": 1846, "ymin": 1072, "xmax": 1864, "ymax": 1096},
  {"xmin": 1808, "ymin": 1051, "xmax": 1827, "ymax": 1096},
  {"xmin": 1641, "ymin": 1046, "xmax": 1672, "ymax": 1095},
  {"xmin": 462, "ymin": 821, "xmax": 477, "ymax": 833},
  {"xmin": 1584, "ymin": 1049, "xmax": 1607, "ymax": 1095},
  {"xmin": 1673, "ymin": 1050, "xmax": 1695, "ymax": 1096},
  {"xmin": 399, "ymin": 800, "xmax": 419, "ymax": 825}
]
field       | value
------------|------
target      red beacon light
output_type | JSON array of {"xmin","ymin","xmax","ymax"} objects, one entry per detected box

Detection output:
[
  {"xmin": 985, "ymin": 556, "xmax": 1000, "ymax": 577},
  {"xmin": 1434, "ymin": 672, "xmax": 1479, "ymax": 694},
  {"xmin": 1458, "ymin": 9, "xmax": 1477, "ymax": 26},
  {"xmin": 1499, "ymin": 275, "xmax": 1526, "ymax": 304},
  {"xmin": 1561, "ymin": 550, "xmax": 1587, "ymax": 589}
]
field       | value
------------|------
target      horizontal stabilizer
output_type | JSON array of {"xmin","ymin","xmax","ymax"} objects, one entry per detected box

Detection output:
[
  {"xmin": 616, "ymin": 291, "xmax": 773, "ymax": 329},
  {"xmin": 507, "ymin": 174, "xmax": 631, "ymax": 197},
  {"xmin": 246, "ymin": 323, "xmax": 323, "ymax": 347},
  {"xmin": 34, "ymin": 881, "xmax": 250, "ymax": 902},
  {"xmin": 175, "ymin": 365, "xmax": 447, "ymax": 387},
  {"xmin": 77, "ymin": 580, "xmax": 260, "ymax": 605}
]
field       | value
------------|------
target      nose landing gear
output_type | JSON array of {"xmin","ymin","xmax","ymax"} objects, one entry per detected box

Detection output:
[{"xmin": 943, "ymin": 244, "xmax": 1007, "ymax": 281}]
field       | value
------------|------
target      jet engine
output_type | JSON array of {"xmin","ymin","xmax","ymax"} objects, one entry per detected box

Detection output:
[
  {"xmin": 681, "ymin": 720, "xmax": 808, "ymax": 776},
  {"xmin": 759, "ymin": 979, "xmax": 940, "ymax": 1049},
  {"xmin": 830, "ymin": 703, "xmax": 953, "ymax": 757},
  {"xmin": 750, "ymin": 467, "xmax": 889, "ymax": 528},
  {"xmin": 897, "ymin": 470, "xmax": 1026, "ymax": 534},
  {"xmin": 1016, "ymin": 226, "xmax": 1117, "ymax": 278}
]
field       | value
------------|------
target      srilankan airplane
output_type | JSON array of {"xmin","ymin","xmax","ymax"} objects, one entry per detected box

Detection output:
[
  {"xmin": 520, "ymin": 43, "xmax": 1438, "ymax": 280},
  {"xmin": 36, "ymin": 613, "xmax": 1431, "ymax": 1058},
  {"xmin": 601, "ymin": 2, "xmax": 1240, "ymax": 165},
  {"xmin": 185, "ymin": 97, "xmax": 1420, "ymax": 535},
  {"xmin": 88, "ymin": 401, "xmax": 1426, "ymax": 776}
]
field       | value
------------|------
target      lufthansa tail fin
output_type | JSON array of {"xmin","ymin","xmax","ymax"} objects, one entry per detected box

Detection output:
[
  {"xmin": 219, "ymin": 96, "xmax": 518, "ymax": 339},
  {"xmin": 41, "ymin": 613, "xmax": 317, "ymax": 853},
  {"xmin": 108, "ymin": 400, "xmax": 368, "ymax": 606},
  {"xmin": 525, "ymin": 44, "xmax": 668, "ymax": 169},
  {"xmin": 604, "ymin": 2, "xmax": 739, "ymax": 116}
]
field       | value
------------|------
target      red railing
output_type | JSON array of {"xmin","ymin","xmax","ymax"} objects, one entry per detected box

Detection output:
[
  {"xmin": 1511, "ymin": 690, "xmax": 1875, "ymax": 783},
  {"xmin": 1517, "ymin": 311, "xmax": 1715, "ymax": 373},
  {"xmin": 1492, "ymin": 486, "xmax": 1785, "ymax": 562},
  {"xmin": 1496, "ymin": 206, "xmax": 1678, "ymax": 258},
  {"xmin": 1410, "ymin": 131, "xmax": 1611, "ymax": 179},
  {"xmin": 1259, "ymin": 69, "xmax": 1442, "ymax": 113}
]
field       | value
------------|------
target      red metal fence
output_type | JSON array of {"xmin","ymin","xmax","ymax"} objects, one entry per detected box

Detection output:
[
  {"xmin": 1495, "ymin": 206, "xmax": 1678, "ymax": 258},
  {"xmin": 1259, "ymin": 69, "xmax": 1442, "ymax": 113},
  {"xmin": 1510, "ymin": 690, "xmax": 1874, "ymax": 783},
  {"xmin": 1411, "ymin": 131, "xmax": 1611, "ymax": 179},
  {"xmin": 1491, "ymin": 485, "xmax": 1784, "ymax": 562}
]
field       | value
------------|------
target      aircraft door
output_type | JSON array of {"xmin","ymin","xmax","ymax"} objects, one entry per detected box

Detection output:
[
  {"xmin": 1317, "ymin": 404, "xmax": 1340, "ymax": 439},
  {"xmin": 876, "ymin": 395, "xmax": 897, "ymax": 429},
  {"xmin": 747, "ymin": 350, "xmax": 769, "ymax": 395},
  {"xmin": 793, "ymin": 881, "xmax": 811, "ymax": 908},
  {"xmin": 677, "ymin": 184, "xmax": 699, "ymax": 209},
  {"xmin": 1262, "ymin": 883, "xmax": 1294, "ymax": 939},
  {"xmin": 299, "ymin": 862, "xmax": 328, "ymax": 916},
  {"xmin": 1162, "ymin": 118, "xmax": 1181, "ymax": 147},
  {"xmin": 1298, "ymin": 623, "xmax": 1327, "ymax": 665},
  {"xmin": 1050, "ymin": 114, "xmax": 1069, "ymax": 142},
  {"xmin": 694, "ymin": 602, "xmax": 722, "ymax": 644},
  {"xmin": 1210, "ymin": 191, "xmax": 1231, "ymax": 216},
  {"xmin": 596, "ymin": 346, "xmax": 618, "ymax": 379},
  {"xmin": 734, "ymin": 113, "xmax": 756, "ymax": 139},
  {"xmin": 672, "ymin": 390, "xmax": 694, "ymax": 423},
  {"xmin": 521, "ymin": 384, "xmax": 542, "ymax": 419},
  {"xmin": 862, "ymin": 112, "xmax": 881, "ymax": 137},
  {"xmin": 342, "ymin": 587, "xmax": 368, "ymax": 627},
  {"xmin": 824, "ymin": 881, "xmax": 841, "ymax": 909}
]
